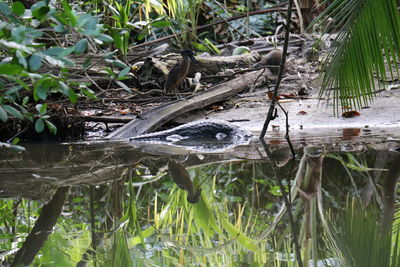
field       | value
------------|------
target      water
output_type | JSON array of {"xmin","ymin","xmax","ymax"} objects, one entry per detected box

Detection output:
[{"xmin": 1, "ymin": 130, "xmax": 400, "ymax": 266}]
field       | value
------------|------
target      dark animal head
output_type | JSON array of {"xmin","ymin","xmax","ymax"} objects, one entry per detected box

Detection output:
[
  {"xmin": 181, "ymin": 50, "xmax": 199, "ymax": 63},
  {"xmin": 187, "ymin": 188, "xmax": 202, "ymax": 204}
]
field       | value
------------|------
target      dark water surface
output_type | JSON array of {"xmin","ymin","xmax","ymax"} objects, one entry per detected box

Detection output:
[{"xmin": 1, "ymin": 129, "xmax": 400, "ymax": 266}]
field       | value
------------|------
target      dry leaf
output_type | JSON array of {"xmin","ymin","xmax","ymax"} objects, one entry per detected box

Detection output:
[{"xmin": 342, "ymin": 111, "xmax": 361, "ymax": 118}]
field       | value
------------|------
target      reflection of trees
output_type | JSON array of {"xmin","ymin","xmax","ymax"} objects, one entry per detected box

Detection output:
[
  {"xmin": 3, "ymin": 140, "xmax": 400, "ymax": 265},
  {"xmin": 11, "ymin": 187, "xmax": 70, "ymax": 266},
  {"xmin": 380, "ymin": 156, "xmax": 400, "ymax": 234}
]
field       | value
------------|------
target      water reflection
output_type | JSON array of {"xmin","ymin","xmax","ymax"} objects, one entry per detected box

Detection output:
[{"xmin": 0, "ymin": 133, "xmax": 400, "ymax": 266}]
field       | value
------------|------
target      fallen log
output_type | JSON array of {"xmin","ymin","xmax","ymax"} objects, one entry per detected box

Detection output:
[
  {"xmin": 107, "ymin": 68, "xmax": 273, "ymax": 139},
  {"xmin": 136, "ymin": 51, "xmax": 262, "ymax": 86}
]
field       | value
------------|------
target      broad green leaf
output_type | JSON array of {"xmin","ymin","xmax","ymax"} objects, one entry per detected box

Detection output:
[
  {"xmin": 3, "ymin": 105, "xmax": 23, "ymax": 119},
  {"xmin": 193, "ymin": 192, "xmax": 223, "ymax": 236},
  {"xmin": 116, "ymin": 81, "xmax": 131, "ymax": 92},
  {"xmin": 29, "ymin": 54, "xmax": 42, "ymax": 71},
  {"xmin": 191, "ymin": 42, "xmax": 208, "ymax": 52},
  {"xmin": 75, "ymin": 38, "xmax": 88, "ymax": 54},
  {"xmin": 35, "ymin": 103, "xmax": 47, "ymax": 114},
  {"xmin": 0, "ymin": 64, "xmax": 23, "ymax": 75},
  {"xmin": 12, "ymin": 1, "xmax": 25, "ymax": 16},
  {"xmin": 53, "ymin": 23, "xmax": 67, "ymax": 33},
  {"xmin": 79, "ymin": 86, "xmax": 96, "ymax": 99},
  {"xmin": 61, "ymin": 0, "xmax": 76, "ymax": 26},
  {"xmin": 31, "ymin": 2, "xmax": 49, "ymax": 20},
  {"xmin": 151, "ymin": 20, "xmax": 171, "ymax": 28},
  {"xmin": 118, "ymin": 67, "xmax": 130, "ymax": 79},
  {"xmin": 43, "ymin": 55, "xmax": 65, "ymax": 68},
  {"xmin": 112, "ymin": 32, "xmax": 122, "ymax": 50},
  {"xmin": 11, "ymin": 1, "xmax": 25, "ymax": 16},
  {"xmin": 0, "ymin": 2, "xmax": 11, "ymax": 16},
  {"xmin": 204, "ymin": 38, "xmax": 221, "ymax": 54},
  {"xmin": 16, "ymin": 51, "xmax": 27, "ymax": 69},
  {"xmin": 110, "ymin": 59, "xmax": 128, "ymax": 69},
  {"xmin": 58, "ymin": 57, "xmax": 75, "ymax": 67},
  {"xmin": 35, "ymin": 118, "xmax": 45, "ymax": 133},
  {"xmin": 5, "ymin": 86, "xmax": 22, "ymax": 96},
  {"xmin": 66, "ymin": 88, "xmax": 77, "ymax": 103},
  {"xmin": 220, "ymin": 216, "xmax": 259, "ymax": 252},
  {"xmin": 232, "ymin": 46, "xmax": 251, "ymax": 55},
  {"xmin": 0, "ymin": 40, "xmax": 35, "ymax": 53},
  {"xmin": 59, "ymin": 81, "xmax": 77, "ymax": 103},
  {"xmin": 137, "ymin": 32, "xmax": 147, "ymax": 41},
  {"xmin": 45, "ymin": 120, "xmax": 57, "ymax": 135},
  {"xmin": 43, "ymin": 47, "xmax": 74, "ymax": 57},
  {"xmin": 34, "ymin": 83, "xmax": 47, "ymax": 100},
  {"xmin": 95, "ymin": 34, "xmax": 113, "ymax": 42},
  {"xmin": 0, "ymin": 105, "xmax": 8, "ymax": 122}
]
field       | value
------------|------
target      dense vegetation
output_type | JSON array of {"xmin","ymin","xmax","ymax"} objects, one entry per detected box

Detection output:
[{"xmin": 0, "ymin": 0, "xmax": 281, "ymax": 142}]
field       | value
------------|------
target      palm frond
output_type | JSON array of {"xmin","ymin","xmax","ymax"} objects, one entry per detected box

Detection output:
[{"xmin": 316, "ymin": 0, "xmax": 400, "ymax": 114}]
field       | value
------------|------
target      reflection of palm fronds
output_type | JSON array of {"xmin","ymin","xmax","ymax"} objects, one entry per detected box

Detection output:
[{"xmin": 322, "ymin": 200, "xmax": 400, "ymax": 267}]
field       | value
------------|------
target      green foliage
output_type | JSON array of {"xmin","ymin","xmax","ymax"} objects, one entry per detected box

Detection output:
[
  {"xmin": 0, "ymin": 1, "xmax": 111, "ymax": 134},
  {"xmin": 324, "ymin": 201, "xmax": 400, "ymax": 267},
  {"xmin": 166, "ymin": 0, "xmax": 203, "ymax": 48},
  {"xmin": 316, "ymin": 0, "xmax": 400, "ymax": 113}
]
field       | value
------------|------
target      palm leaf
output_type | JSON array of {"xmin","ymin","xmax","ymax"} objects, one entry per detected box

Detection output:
[{"xmin": 316, "ymin": 0, "xmax": 400, "ymax": 114}]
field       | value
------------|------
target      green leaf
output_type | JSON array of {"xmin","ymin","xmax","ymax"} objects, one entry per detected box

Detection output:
[
  {"xmin": 54, "ymin": 23, "xmax": 67, "ymax": 33},
  {"xmin": 59, "ymin": 81, "xmax": 77, "ymax": 103},
  {"xmin": 0, "ymin": 2, "xmax": 11, "ymax": 16},
  {"xmin": 118, "ymin": 67, "xmax": 130, "ymax": 79},
  {"xmin": 137, "ymin": 32, "xmax": 147, "ymax": 41},
  {"xmin": 61, "ymin": 0, "xmax": 76, "ymax": 26},
  {"xmin": 79, "ymin": 86, "xmax": 96, "ymax": 99},
  {"xmin": 75, "ymin": 38, "xmax": 88, "ymax": 54},
  {"xmin": 16, "ymin": 51, "xmax": 27, "ymax": 69},
  {"xmin": 151, "ymin": 20, "xmax": 171, "ymax": 28},
  {"xmin": 191, "ymin": 42, "xmax": 208, "ymax": 52},
  {"xmin": 34, "ymin": 83, "xmax": 47, "ymax": 100},
  {"xmin": 12, "ymin": 1, "xmax": 25, "ymax": 16},
  {"xmin": 0, "ymin": 64, "xmax": 23, "ymax": 75},
  {"xmin": 95, "ymin": 34, "xmax": 113, "ymax": 42},
  {"xmin": 232, "ymin": 46, "xmax": 251, "ymax": 55},
  {"xmin": 112, "ymin": 32, "xmax": 122, "ymax": 50},
  {"xmin": 35, "ymin": 103, "xmax": 47, "ymax": 114},
  {"xmin": 22, "ymin": 96, "xmax": 29, "ymax": 106},
  {"xmin": 0, "ymin": 40, "xmax": 35, "ymax": 53},
  {"xmin": 35, "ymin": 118, "xmax": 45, "ymax": 133},
  {"xmin": 3, "ymin": 105, "xmax": 23, "ymax": 119},
  {"xmin": 43, "ymin": 47, "xmax": 70, "ymax": 57},
  {"xmin": 0, "ymin": 105, "xmax": 8, "ymax": 122},
  {"xmin": 45, "ymin": 120, "xmax": 57, "ymax": 135},
  {"xmin": 66, "ymin": 88, "xmax": 77, "ymax": 103},
  {"xmin": 29, "ymin": 54, "xmax": 42, "ymax": 71},
  {"xmin": 204, "ymin": 38, "xmax": 221, "ymax": 54},
  {"xmin": 31, "ymin": 2, "xmax": 49, "ymax": 20},
  {"xmin": 43, "ymin": 55, "xmax": 65, "ymax": 68},
  {"xmin": 116, "ymin": 81, "xmax": 131, "ymax": 92},
  {"xmin": 12, "ymin": 137, "xmax": 20, "ymax": 145},
  {"xmin": 110, "ymin": 60, "xmax": 128, "ymax": 69}
]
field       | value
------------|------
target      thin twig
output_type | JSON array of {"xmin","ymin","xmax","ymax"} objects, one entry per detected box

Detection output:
[
  {"xmin": 260, "ymin": 139, "xmax": 303, "ymax": 267},
  {"xmin": 275, "ymin": 101, "xmax": 296, "ymax": 157},
  {"xmin": 259, "ymin": 0, "xmax": 294, "ymax": 139}
]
